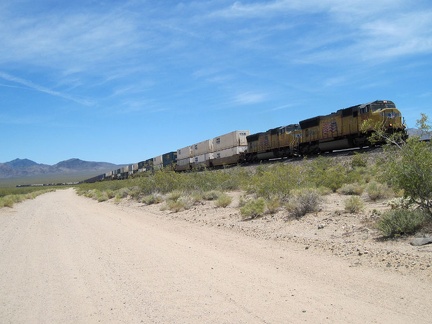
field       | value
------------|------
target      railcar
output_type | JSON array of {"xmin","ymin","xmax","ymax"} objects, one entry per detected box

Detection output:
[{"xmin": 245, "ymin": 124, "xmax": 301, "ymax": 162}]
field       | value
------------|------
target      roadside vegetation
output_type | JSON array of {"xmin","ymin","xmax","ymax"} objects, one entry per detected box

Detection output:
[
  {"xmin": 76, "ymin": 114, "xmax": 432, "ymax": 240},
  {"xmin": 0, "ymin": 187, "xmax": 57, "ymax": 208}
]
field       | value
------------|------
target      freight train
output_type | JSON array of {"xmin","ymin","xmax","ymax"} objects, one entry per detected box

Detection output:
[{"xmin": 82, "ymin": 100, "xmax": 405, "ymax": 183}]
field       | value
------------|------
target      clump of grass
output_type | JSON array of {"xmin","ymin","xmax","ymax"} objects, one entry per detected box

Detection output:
[
  {"xmin": 338, "ymin": 183, "xmax": 364, "ymax": 196},
  {"xmin": 286, "ymin": 188, "xmax": 322, "ymax": 218},
  {"xmin": 240, "ymin": 197, "xmax": 266, "ymax": 220},
  {"xmin": 165, "ymin": 195, "xmax": 194, "ymax": 213},
  {"xmin": 377, "ymin": 209, "xmax": 427, "ymax": 238},
  {"xmin": 202, "ymin": 190, "xmax": 222, "ymax": 201},
  {"xmin": 351, "ymin": 152, "xmax": 367, "ymax": 168},
  {"xmin": 0, "ymin": 195, "xmax": 16, "ymax": 208},
  {"xmin": 215, "ymin": 193, "xmax": 232, "ymax": 208},
  {"xmin": 265, "ymin": 196, "xmax": 281, "ymax": 214},
  {"xmin": 366, "ymin": 181, "xmax": 391, "ymax": 201},
  {"xmin": 344, "ymin": 196, "xmax": 364, "ymax": 213},
  {"xmin": 142, "ymin": 193, "xmax": 164, "ymax": 205},
  {"xmin": 0, "ymin": 189, "xmax": 55, "ymax": 208}
]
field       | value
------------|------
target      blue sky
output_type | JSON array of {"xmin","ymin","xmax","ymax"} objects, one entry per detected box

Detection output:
[{"xmin": 1, "ymin": 0, "xmax": 431, "ymax": 165}]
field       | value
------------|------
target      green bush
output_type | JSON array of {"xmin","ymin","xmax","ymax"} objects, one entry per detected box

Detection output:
[
  {"xmin": 240, "ymin": 197, "xmax": 266, "ymax": 220},
  {"xmin": 366, "ymin": 181, "xmax": 390, "ymax": 201},
  {"xmin": 215, "ymin": 193, "xmax": 232, "ymax": 208},
  {"xmin": 265, "ymin": 196, "xmax": 281, "ymax": 214},
  {"xmin": 165, "ymin": 195, "xmax": 194, "ymax": 213},
  {"xmin": 286, "ymin": 188, "xmax": 322, "ymax": 218},
  {"xmin": 203, "ymin": 190, "xmax": 222, "ymax": 201},
  {"xmin": 247, "ymin": 164, "xmax": 305, "ymax": 200},
  {"xmin": 142, "ymin": 193, "xmax": 164, "ymax": 205},
  {"xmin": 344, "ymin": 196, "xmax": 364, "ymax": 213},
  {"xmin": 377, "ymin": 209, "xmax": 427, "ymax": 237},
  {"xmin": 338, "ymin": 183, "xmax": 364, "ymax": 196},
  {"xmin": 306, "ymin": 157, "xmax": 349, "ymax": 192},
  {"xmin": 382, "ymin": 136, "xmax": 432, "ymax": 216},
  {"xmin": 351, "ymin": 152, "xmax": 367, "ymax": 168}
]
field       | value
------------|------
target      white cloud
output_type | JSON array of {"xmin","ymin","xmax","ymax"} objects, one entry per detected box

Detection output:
[
  {"xmin": 233, "ymin": 92, "xmax": 267, "ymax": 105},
  {"xmin": 0, "ymin": 71, "xmax": 93, "ymax": 106}
]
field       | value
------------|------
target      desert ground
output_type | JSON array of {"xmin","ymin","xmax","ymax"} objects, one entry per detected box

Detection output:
[{"xmin": 0, "ymin": 188, "xmax": 431, "ymax": 323}]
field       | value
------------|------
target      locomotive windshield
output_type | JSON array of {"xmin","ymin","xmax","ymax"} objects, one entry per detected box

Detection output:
[{"xmin": 370, "ymin": 100, "xmax": 396, "ymax": 111}]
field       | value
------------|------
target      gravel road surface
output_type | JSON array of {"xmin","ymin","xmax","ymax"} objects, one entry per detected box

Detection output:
[{"xmin": 0, "ymin": 189, "xmax": 430, "ymax": 323}]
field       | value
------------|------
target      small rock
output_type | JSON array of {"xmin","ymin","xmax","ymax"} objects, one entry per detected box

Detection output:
[
  {"xmin": 318, "ymin": 224, "xmax": 325, "ymax": 229},
  {"xmin": 410, "ymin": 237, "xmax": 432, "ymax": 246}
]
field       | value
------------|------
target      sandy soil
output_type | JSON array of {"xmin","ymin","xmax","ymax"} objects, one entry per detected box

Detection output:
[{"xmin": 0, "ymin": 188, "xmax": 431, "ymax": 323}]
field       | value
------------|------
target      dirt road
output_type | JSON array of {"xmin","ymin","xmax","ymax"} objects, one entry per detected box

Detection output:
[{"xmin": 0, "ymin": 189, "xmax": 430, "ymax": 323}]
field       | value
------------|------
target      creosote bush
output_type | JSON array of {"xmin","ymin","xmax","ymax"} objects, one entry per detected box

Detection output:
[
  {"xmin": 286, "ymin": 188, "xmax": 322, "ymax": 219},
  {"xmin": 338, "ymin": 183, "xmax": 364, "ymax": 196},
  {"xmin": 215, "ymin": 193, "xmax": 232, "ymax": 208},
  {"xmin": 240, "ymin": 197, "xmax": 266, "ymax": 220},
  {"xmin": 377, "ymin": 209, "xmax": 427, "ymax": 238},
  {"xmin": 344, "ymin": 196, "xmax": 364, "ymax": 214},
  {"xmin": 366, "ymin": 181, "xmax": 391, "ymax": 201}
]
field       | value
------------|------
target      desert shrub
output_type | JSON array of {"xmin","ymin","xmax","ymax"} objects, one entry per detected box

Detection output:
[
  {"xmin": 115, "ymin": 187, "xmax": 130, "ymax": 199},
  {"xmin": 96, "ymin": 191, "xmax": 109, "ymax": 202},
  {"xmin": 351, "ymin": 152, "xmax": 367, "ymax": 168},
  {"xmin": 215, "ymin": 193, "xmax": 232, "ymax": 208},
  {"xmin": 370, "ymin": 114, "xmax": 432, "ymax": 216},
  {"xmin": 306, "ymin": 157, "xmax": 349, "ymax": 192},
  {"xmin": 142, "ymin": 193, "xmax": 164, "ymax": 205},
  {"xmin": 105, "ymin": 189, "xmax": 115, "ymax": 199},
  {"xmin": 166, "ymin": 195, "xmax": 194, "ymax": 212},
  {"xmin": 366, "ymin": 181, "xmax": 391, "ymax": 201},
  {"xmin": 0, "ymin": 196, "xmax": 15, "ymax": 208},
  {"xmin": 128, "ymin": 186, "xmax": 142, "ymax": 200},
  {"xmin": 167, "ymin": 190, "xmax": 183, "ymax": 202},
  {"xmin": 240, "ymin": 197, "xmax": 266, "ymax": 220},
  {"xmin": 377, "ymin": 209, "xmax": 427, "ymax": 238},
  {"xmin": 203, "ymin": 190, "xmax": 222, "ymax": 201},
  {"xmin": 344, "ymin": 196, "xmax": 364, "ymax": 213},
  {"xmin": 247, "ymin": 164, "xmax": 305, "ymax": 200},
  {"xmin": 387, "ymin": 197, "xmax": 412, "ymax": 210},
  {"xmin": 265, "ymin": 196, "xmax": 281, "ymax": 214},
  {"xmin": 286, "ymin": 188, "xmax": 322, "ymax": 218},
  {"xmin": 338, "ymin": 183, "xmax": 364, "ymax": 196}
]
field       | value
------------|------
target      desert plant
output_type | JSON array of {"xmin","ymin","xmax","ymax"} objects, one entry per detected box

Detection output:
[
  {"xmin": 265, "ymin": 196, "xmax": 281, "ymax": 214},
  {"xmin": 351, "ymin": 152, "xmax": 367, "ymax": 168},
  {"xmin": 215, "ymin": 193, "xmax": 232, "ymax": 208},
  {"xmin": 142, "ymin": 193, "xmax": 164, "ymax": 205},
  {"xmin": 286, "ymin": 188, "xmax": 322, "ymax": 218},
  {"xmin": 338, "ymin": 183, "xmax": 364, "ymax": 196},
  {"xmin": 240, "ymin": 197, "xmax": 266, "ymax": 220},
  {"xmin": 203, "ymin": 190, "xmax": 222, "ymax": 201},
  {"xmin": 166, "ymin": 195, "xmax": 194, "ymax": 212},
  {"xmin": 366, "ymin": 181, "xmax": 391, "ymax": 201},
  {"xmin": 344, "ymin": 196, "xmax": 364, "ymax": 213},
  {"xmin": 306, "ymin": 157, "xmax": 349, "ymax": 192},
  {"xmin": 377, "ymin": 209, "xmax": 427, "ymax": 238}
]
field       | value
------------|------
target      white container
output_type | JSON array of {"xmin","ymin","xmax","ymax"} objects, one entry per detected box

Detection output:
[
  {"xmin": 192, "ymin": 139, "xmax": 214, "ymax": 156},
  {"xmin": 213, "ymin": 130, "xmax": 250, "ymax": 152},
  {"xmin": 214, "ymin": 146, "xmax": 247, "ymax": 159},
  {"xmin": 211, "ymin": 146, "xmax": 247, "ymax": 166},
  {"xmin": 177, "ymin": 146, "xmax": 192, "ymax": 159},
  {"xmin": 193, "ymin": 153, "xmax": 214, "ymax": 164},
  {"xmin": 152, "ymin": 155, "xmax": 163, "ymax": 170}
]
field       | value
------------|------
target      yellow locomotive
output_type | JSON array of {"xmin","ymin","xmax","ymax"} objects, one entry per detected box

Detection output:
[{"xmin": 298, "ymin": 100, "xmax": 405, "ymax": 155}]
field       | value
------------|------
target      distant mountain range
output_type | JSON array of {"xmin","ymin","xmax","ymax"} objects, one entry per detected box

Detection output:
[{"xmin": 0, "ymin": 158, "xmax": 121, "ymax": 179}]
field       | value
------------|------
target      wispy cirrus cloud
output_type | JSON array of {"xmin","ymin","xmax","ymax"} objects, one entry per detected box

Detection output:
[{"xmin": 0, "ymin": 71, "xmax": 93, "ymax": 106}]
